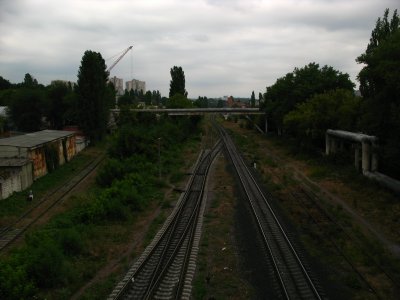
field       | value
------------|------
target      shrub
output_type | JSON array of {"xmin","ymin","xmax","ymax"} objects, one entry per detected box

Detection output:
[
  {"xmin": 58, "ymin": 227, "xmax": 84, "ymax": 256},
  {"xmin": 25, "ymin": 236, "xmax": 67, "ymax": 288},
  {"xmin": 96, "ymin": 158, "xmax": 125, "ymax": 187},
  {"xmin": 0, "ymin": 260, "xmax": 36, "ymax": 299}
]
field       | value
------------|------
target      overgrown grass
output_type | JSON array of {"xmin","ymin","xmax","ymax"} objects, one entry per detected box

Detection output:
[{"xmin": 0, "ymin": 116, "xmax": 202, "ymax": 300}]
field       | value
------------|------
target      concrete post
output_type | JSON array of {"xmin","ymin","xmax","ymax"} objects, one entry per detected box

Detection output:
[
  {"xmin": 325, "ymin": 133, "xmax": 330, "ymax": 155},
  {"xmin": 354, "ymin": 145, "xmax": 361, "ymax": 171},
  {"xmin": 371, "ymin": 142, "xmax": 378, "ymax": 172},
  {"xmin": 362, "ymin": 141, "xmax": 371, "ymax": 173}
]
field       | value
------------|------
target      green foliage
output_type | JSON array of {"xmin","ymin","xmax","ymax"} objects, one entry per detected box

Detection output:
[
  {"xmin": 144, "ymin": 90, "xmax": 152, "ymax": 105},
  {"xmin": 194, "ymin": 96, "xmax": 209, "ymax": 108},
  {"xmin": 118, "ymin": 89, "xmax": 136, "ymax": 107},
  {"xmin": 76, "ymin": 50, "xmax": 112, "ymax": 142},
  {"xmin": 0, "ymin": 75, "xmax": 12, "ymax": 90},
  {"xmin": 250, "ymin": 91, "xmax": 256, "ymax": 107},
  {"xmin": 7, "ymin": 88, "xmax": 45, "ymax": 132},
  {"xmin": 356, "ymin": 9, "xmax": 400, "ymax": 177},
  {"xmin": 0, "ymin": 95, "xmax": 200, "ymax": 299},
  {"xmin": 57, "ymin": 227, "xmax": 84, "ymax": 256},
  {"xmin": 263, "ymin": 62, "xmax": 354, "ymax": 134},
  {"xmin": 284, "ymin": 89, "xmax": 361, "ymax": 148},
  {"xmin": 45, "ymin": 81, "xmax": 74, "ymax": 129},
  {"xmin": 166, "ymin": 93, "xmax": 193, "ymax": 108},
  {"xmin": 0, "ymin": 259, "xmax": 36, "ymax": 299},
  {"xmin": 22, "ymin": 73, "xmax": 39, "ymax": 88},
  {"xmin": 96, "ymin": 158, "xmax": 125, "ymax": 187},
  {"xmin": 357, "ymin": 9, "xmax": 399, "ymax": 98},
  {"xmin": 25, "ymin": 233, "xmax": 69, "ymax": 288},
  {"xmin": 169, "ymin": 66, "xmax": 187, "ymax": 97}
]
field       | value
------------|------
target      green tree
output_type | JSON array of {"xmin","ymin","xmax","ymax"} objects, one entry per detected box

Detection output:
[
  {"xmin": 250, "ymin": 91, "xmax": 256, "ymax": 107},
  {"xmin": 8, "ymin": 88, "xmax": 45, "ymax": 132},
  {"xmin": 166, "ymin": 93, "xmax": 193, "ymax": 108},
  {"xmin": 356, "ymin": 9, "xmax": 400, "ymax": 177},
  {"xmin": 22, "ymin": 73, "xmax": 38, "ymax": 88},
  {"xmin": 0, "ymin": 76, "xmax": 12, "ymax": 90},
  {"xmin": 144, "ymin": 90, "xmax": 152, "ymax": 105},
  {"xmin": 194, "ymin": 96, "xmax": 208, "ymax": 108},
  {"xmin": 357, "ymin": 9, "xmax": 399, "ymax": 98},
  {"xmin": 45, "ymin": 81, "xmax": 73, "ymax": 129},
  {"xmin": 118, "ymin": 90, "xmax": 136, "ymax": 107},
  {"xmin": 76, "ymin": 50, "xmax": 112, "ymax": 142},
  {"xmin": 264, "ymin": 63, "xmax": 354, "ymax": 134},
  {"xmin": 169, "ymin": 66, "xmax": 187, "ymax": 98},
  {"xmin": 284, "ymin": 89, "xmax": 361, "ymax": 148},
  {"xmin": 152, "ymin": 90, "xmax": 161, "ymax": 106}
]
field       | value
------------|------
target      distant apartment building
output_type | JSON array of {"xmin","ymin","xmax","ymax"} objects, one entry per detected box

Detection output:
[
  {"xmin": 109, "ymin": 76, "xmax": 124, "ymax": 96},
  {"xmin": 126, "ymin": 79, "xmax": 146, "ymax": 93}
]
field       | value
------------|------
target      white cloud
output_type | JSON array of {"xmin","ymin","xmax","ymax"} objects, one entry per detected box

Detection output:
[{"xmin": 0, "ymin": 0, "xmax": 398, "ymax": 97}]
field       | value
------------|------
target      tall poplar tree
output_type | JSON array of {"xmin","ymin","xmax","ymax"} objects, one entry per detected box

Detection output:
[
  {"xmin": 357, "ymin": 9, "xmax": 400, "ymax": 177},
  {"xmin": 169, "ymin": 66, "xmax": 187, "ymax": 98},
  {"xmin": 250, "ymin": 91, "xmax": 256, "ymax": 107},
  {"xmin": 76, "ymin": 50, "xmax": 111, "ymax": 142}
]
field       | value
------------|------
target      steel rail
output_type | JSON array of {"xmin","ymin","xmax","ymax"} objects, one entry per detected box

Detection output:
[
  {"xmin": 0, "ymin": 154, "xmax": 104, "ymax": 253},
  {"xmin": 110, "ymin": 141, "xmax": 222, "ymax": 299},
  {"xmin": 145, "ymin": 143, "xmax": 222, "ymax": 299},
  {"xmin": 218, "ymin": 125, "xmax": 322, "ymax": 299}
]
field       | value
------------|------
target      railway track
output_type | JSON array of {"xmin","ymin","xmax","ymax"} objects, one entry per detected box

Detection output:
[
  {"xmin": 0, "ymin": 154, "xmax": 104, "ymax": 253},
  {"xmin": 108, "ymin": 141, "xmax": 222, "ymax": 300},
  {"xmin": 292, "ymin": 187, "xmax": 400, "ymax": 299},
  {"xmin": 218, "ymin": 124, "xmax": 325, "ymax": 299}
]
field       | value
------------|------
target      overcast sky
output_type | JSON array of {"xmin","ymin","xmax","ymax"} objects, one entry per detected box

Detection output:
[{"xmin": 0, "ymin": 0, "xmax": 398, "ymax": 98}]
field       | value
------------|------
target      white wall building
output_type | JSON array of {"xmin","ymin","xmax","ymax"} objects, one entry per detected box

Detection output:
[{"xmin": 126, "ymin": 79, "xmax": 146, "ymax": 93}]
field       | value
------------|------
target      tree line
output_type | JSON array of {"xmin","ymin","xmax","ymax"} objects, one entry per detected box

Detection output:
[
  {"xmin": 0, "ymin": 52, "xmax": 167, "ymax": 143},
  {"xmin": 259, "ymin": 9, "xmax": 399, "ymax": 178},
  {"xmin": 0, "ymin": 51, "xmax": 115, "ymax": 143}
]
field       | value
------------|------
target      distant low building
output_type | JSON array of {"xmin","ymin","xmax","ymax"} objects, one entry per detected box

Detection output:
[
  {"xmin": 226, "ymin": 96, "xmax": 248, "ymax": 108},
  {"xmin": 0, "ymin": 158, "xmax": 33, "ymax": 200},
  {"xmin": 0, "ymin": 130, "xmax": 76, "ymax": 180}
]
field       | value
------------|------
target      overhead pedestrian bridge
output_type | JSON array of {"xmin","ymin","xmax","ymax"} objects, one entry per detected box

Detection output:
[{"xmin": 110, "ymin": 107, "xmax": 264, "ymax": 116}]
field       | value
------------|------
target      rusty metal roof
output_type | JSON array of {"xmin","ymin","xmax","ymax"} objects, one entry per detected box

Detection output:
[{"xmin": 0, "ymin": 130, "xmax": 75, "ymax": 148}]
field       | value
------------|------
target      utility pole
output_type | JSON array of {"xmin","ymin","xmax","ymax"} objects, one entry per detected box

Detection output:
[{"xmin": 158, "ymin": 137, "xmax": 161, "ymax": 179}]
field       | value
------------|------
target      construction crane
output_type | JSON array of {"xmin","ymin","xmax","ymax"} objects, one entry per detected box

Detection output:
[{"xmin": 106, "ymin": 45, "xmax": 133, "ymax": 73}]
